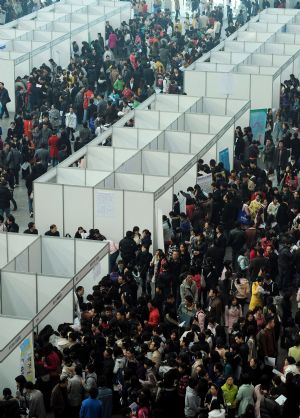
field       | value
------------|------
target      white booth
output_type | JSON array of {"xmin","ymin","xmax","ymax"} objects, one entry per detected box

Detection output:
[
  {"xmin": 0, "ymin": 0, "xmax": 131, "ymax": 111},
  {"xmin": 34, "ymin": 95, "xmax": 250, "ymax": 245},
  {"xmin": 0, "ymin": 235, "xmax": 109, "ymax": 392}
]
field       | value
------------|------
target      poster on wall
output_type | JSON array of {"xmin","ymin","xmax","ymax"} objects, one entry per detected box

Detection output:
[
  {"xmin": 219, "ymin": 148, "xmax": 230, "ymax": 171},
  {"xmin": 196, "ymin": 172, "xmax": 212, "ymax": 195},
  {"xmin": 20, "ymin": 335, "xmax": 35, "ymax": 383},
  {"xmin": 250, "ymin": 108, "xmax": 267, "ymax": 143},
  {"xmin": 95, "ymin": 192, "xmax": 115, "ymax": 218}
]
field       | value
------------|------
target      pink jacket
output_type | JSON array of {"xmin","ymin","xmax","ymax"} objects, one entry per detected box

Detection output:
[
  {"xmin": 108, "ymin": 32, "xmax": 117, "ymax": 49},
  {"xmin": 225, "ymin": 305, "xmax": 242, "ymax": 333},
  {"xmin": 196, "ymin": 310, "xmax": 206, "ymax": 332}
]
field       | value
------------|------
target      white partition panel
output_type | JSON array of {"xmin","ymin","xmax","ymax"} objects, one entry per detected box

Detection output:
[
  {"xmin": 57, "ymin": 167, "xmax": 85, "ymax": 185},
  {"xmin": 210, "ymin": 116, "xmax": 231, "ymax": 134},
  {"xmin": 64, "ymin": 186, "xmax": 93, "ymax": 236},
  {"xmin": 34, "ymin": 183, "xmax": 63, "ymax": 235},
  {"xmin": 75, "ymin": 240, "xmax": 104, "ymax": 272},
  {"xmin": 184, "ymin": 114, "xmax": 209, "ymax": 133},
  {"xmin": 155, "ymin": 187, "xmax": 173, "ymax": 220},
  {"xmin": 0, "ymin": 234, "xmax": 7, "ymax": 268},
  {"xmin": 93, "ymin": 189, "xmax": 123, "ymax": 242},
  {"xmin": 184, "ymin": 71, "xmax": 206, "ymax": 97},
  {"xmin": 174, "ymin": 165, "xmax": 197, "ymax": 194},
  {"xmin": 135, "ymin": 110, "xmax": 159, "ymax": 129},
  {"xmin": 79, "ymin": 252, "xmax": 109, "ymax": 290},
  {"xmin": 164, "ymin": 131, "xmax": 191, "ymax": 153},
  {"xmin": 118, "ymin": 153, "xmax": 141, "ymax": 174},
  {"xmin": 1, "ymin": 60, "xmax": 15, "ymax": 112},
  {"xmin": 113, "ymin": 127, "xmax": 138, "ymax": 148},
  {"xmin": 42, "ymin": 239, "xmax": 74, "ymax": 277},
  {"xmin": 7, "ymin": 234, "xmax": 37, "ymax": 261},
  {"xmin": 115, "ymin": 173, "xmax": 143, "ymax": 191},
  {"xmin": 190, "ymin": 134, "xmax": 214, "ymax": 153},
  {"xmin": 37, "ymin": 275, "xmax": 73, "ymax": 330},
  {"xmin": 1, "ymin": 272, "xmax": 36, "ymax": 317},
  {"xmin": 169, "ymin": 154, "xmax": 194, "ymax": 176},
  {"xmin": 114, "ymin": 149, "xmax": 138, "ymax": 170},
  {"xmin": 15, "ymin": 248, "xmax": 29, "ymax": 272},
  {"xmin": 124, "ymin": 191, "xmax": 153, "ymax": 238},
  {"xmin": 208, "ymin": 72, "xmax": 250, "ymax": 99},
  {"xmin": 159, "ymin": 112, "xmax": 181, "ymax": 130},
  {"xmin": 138, "ymin": 129, "xmax": 162, "ymax": 149},
  {"xmin": 250, "ymin": 74, "xmax": 273, "ymax": 108},
  {"xmin": 29, "ymin": 238, "xmax": 42, "ymax": 274},
  {"xmin": 86, "ymin": 170, "xmax": 110, "ymax": 187},
  {"xmin": 202, "ymin": 98, "xmax": 226, "ymax": 115},
  {"xmin": 144, "ymin": 176, "xmax": 169, "ymax": 192},
  {"xmin": 202, "ymin": 143, "xmax": 217, "ymax": 165},
  {"xmin": 154, "ymin": 95, "xmax": 179, "ymax": 111},
  {"xmin": 86, "ymin": 147, "xmax": 114, "ymax": 170},
  {"xmin": 142, "ymin": 151, "xmax": 169, "ymax": 176}
]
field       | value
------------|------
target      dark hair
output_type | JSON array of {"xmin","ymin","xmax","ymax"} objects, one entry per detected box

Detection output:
[{"xmin": 89, "ymin": 387, "xmax": 98, "ymax": 399}]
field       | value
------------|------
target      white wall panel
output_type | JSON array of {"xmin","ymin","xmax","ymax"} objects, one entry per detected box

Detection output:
[
  {"xmin": 1, "ymin": 272, "xmax": 36, "ymax": 317},
  {"xmin": 38, "ymin": 275, "xmax": 72, "ymax": 330},
  {"xmin": 124, "ymin": 191, "xmax": 153, "ymax": 239},
  {"xmin": 42, "ymin": 238, "xmax": 74, "ymax": 277},
  {"xmin": 64, "ymin": 186, "xmax": 93, "ymax": 236},
  {"xmin": 142, "ymin": 151, "xmax": 169, "ymax": 176},
  {"xmin": 34, "ymin": 183, "xmax": 63, "ymax": 235},
  {"xmin": 184, "ymin": 71, "xmax": 206, "ymax": 97},
  {"xmin": 29, "ymin": 238, "xmax": 42, "ymax": 274},
  {"xmin": 93, "ymin": 189, "xmax": 123, "ymax": 242},
  {"xmin": 57, "ymin": 168, "xmax": 85, "ymax": 185},
  {"xmin": 164, "ymin": 131, "xmax": 190, "ymax": 153},
  {"xmin": 190, "ymin": 134, "xmax": 214, "ymax": 153},
  {"xmin": 250, "ymin": 74, "xmax": 273, "ymax": 108},
  {"xmin": 184, "ymin": 114, "xmax": 209, "ymax": 133}
]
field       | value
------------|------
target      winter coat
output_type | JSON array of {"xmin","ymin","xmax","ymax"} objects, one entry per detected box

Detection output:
[
  {"xmin": 221, "ymin": 382, "xmax": 238, "ymax": 408},
  {"xmin": 236, "ymin": 384, "xmax": 254, "ymax": 416},
  {"xmin": 0, "ymin": 185, "xmax": 11, "ymax": 209},
  {"xmin": 68, "ymin": 375, "xmax": 83, "ymax": 407},
  {"xmin": 108, "ymin": 32, "xmax": 117, "ymax": 49},
  {"xmin": 0, "ymin": 396, "xmax": 20, "ymax": 418},
  {"xmin": 184, "ymin": 386, "xmax": 201, "ymax": 417},
  {"xmin": 65, "ymin": 112, "xmax": 77, "ymax": 130},
  {"xmin": 48, "ymin": 135, "xmax": 59, "ymax": 158},
  {"xmin": 6, "ymin": 148, "xmax": 21, "ymax": 169},
  {"xmin": 180, "ymin": 279, "xmax": 198, "ymax": 303},
  {"xmin": 249, "ymin": 282, "xmax": 264, "ymax": 310},
  {"xmin": 225, "ymin": 304, "xmax": 242, "ymax": 332},
  {"xmin": 119, "ymin": 236, "xmax": 138, "ymax": 260}
]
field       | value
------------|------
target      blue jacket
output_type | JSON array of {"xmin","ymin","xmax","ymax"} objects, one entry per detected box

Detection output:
[{"xmin": 80, "ymin": 398, "xmax": 103, "ymax": 418}]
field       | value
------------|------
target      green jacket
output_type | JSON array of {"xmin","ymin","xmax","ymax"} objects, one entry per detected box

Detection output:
[
  {"xmin": 113, "ymin": 79, "xmax": 125, "ymax": 91},
  {"xmin": 221, "ymin": 383, "xmax": 238, "ymax": 408}
]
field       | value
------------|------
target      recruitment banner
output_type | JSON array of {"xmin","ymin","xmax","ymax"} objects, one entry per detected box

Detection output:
[
  {"xmin": 20, "ymin": 335, "xmax": 35, "ymax": 383},
  {"xmin": 250, "ymin": 108, "xmax": 267, "ymax": 143},
  {"xmin": 196, "ymin": 172, "xmax": 212, "ymax": 195},
  {"xmin": 219, "ymin": 148, "xmax": 230, "ymax": 171}
]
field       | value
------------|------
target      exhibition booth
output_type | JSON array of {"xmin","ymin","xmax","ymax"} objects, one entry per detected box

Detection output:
[
  {"xmin": 0, "ymin": 0, "xmax": 131, "ymax": 111},
  {"xmin": 34, "ymin": 95, "xmax": 250, "ymax": 244},
  {"xmin": 0, "ymin": 236, "xmax": 109, "ymax": 391}
]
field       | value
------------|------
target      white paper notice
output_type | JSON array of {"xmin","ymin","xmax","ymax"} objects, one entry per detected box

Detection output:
[{"xmin": 95, "ymin": 192, "xmax": 114, "ymax": 218}]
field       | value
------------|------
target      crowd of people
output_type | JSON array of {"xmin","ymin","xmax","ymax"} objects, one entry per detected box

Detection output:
[
  {"xmin": 1, "ymin": 2, "xmax": 300, "ymax": 418},
  {"xmin": 0, "ymin": 0, "xmax": 60, "ymax": 24}
]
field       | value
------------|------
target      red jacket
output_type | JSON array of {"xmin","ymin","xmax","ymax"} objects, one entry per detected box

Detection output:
[
  {"xmin": 48, "ymin": 134, "xmax": 59, "ymax": 158},
  {"xmin": 148, "ymin": 308, "xmax": 160, "ymax": 327}
]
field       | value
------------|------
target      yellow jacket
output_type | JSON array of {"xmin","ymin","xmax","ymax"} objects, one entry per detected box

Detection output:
[{"xmin": 249, "ymin": 281, "xmax": 263, "ymax": 311}]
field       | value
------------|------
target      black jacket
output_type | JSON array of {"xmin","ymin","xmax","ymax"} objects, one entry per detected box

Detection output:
[
  {"xmin": 0, "ymin": 185, "xmax": 12, "ymax": 209},
  {"xmin": 0, "ymin": 397, "xmax": 21, "ymax": 418},
  {"xmin": 119, "ymin": 237, "xmax": 137, "ymax": 260},
  {"xmin": 228, "ymin": 227, "xmax": 246, "ymax": 251}
]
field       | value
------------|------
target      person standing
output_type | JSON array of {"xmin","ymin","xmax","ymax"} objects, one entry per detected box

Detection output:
[
  {"xmin": 24, "ymin": 382, "xmax": 46, "ymax": 418},
  {"xmin": 274, "ymin": 140, "xmax": 289, "ymax": 184},
  {"xmin": 174, "ymin": 0, "xmax": 180, "ymax": 19},
  {"xmin": 80, "ymin": 388, "xmax": 103, "ymax": 418},
  {"xmin": 48, "ymin": 131, "xmax": 59, "ymax": 167},
  {"xmin": 65, "ymin": 107, "xmax": 77, "ymax": 142},
  {"xmin": 97, "ymin": 376, "xmax": 112, "ymax": 418},
  {"xmin": 68, "ymin": 366, "xmax": 84, "ymax": 418},
  {"xmin": 50, "ymin": 376, "xmax": 69, "ymax": 418},
  {"xmin": 0, "ymin": 82, "xmax": 10, "ymax": 119},
  {"xmin": 0, "ymin": 388, "xmax": 20, "ymax": 418},
  {"xmin": 0, "ymin": 180, "xmax": 12, "ymax": 217}
]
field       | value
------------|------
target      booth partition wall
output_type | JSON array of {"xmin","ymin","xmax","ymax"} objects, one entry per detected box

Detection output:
[
  {"xmin": 184, "ymin": 8, "xmax": 300, "ymax": 110},
  {"xmin": 0, "ymin": 235, "xmax": 109, "ymax": 391},
  {"xmin": 34, "ymin": 95, "xmax": 250, "ymax": 246},
  {"xmin": 0, "ymin": 0, "xmax": 131, "ymax": 111}
]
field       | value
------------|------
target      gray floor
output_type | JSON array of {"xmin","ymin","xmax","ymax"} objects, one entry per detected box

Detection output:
[{"xmin": 2, "ymin": 114, "xmax": 37, "ymax": 233}]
